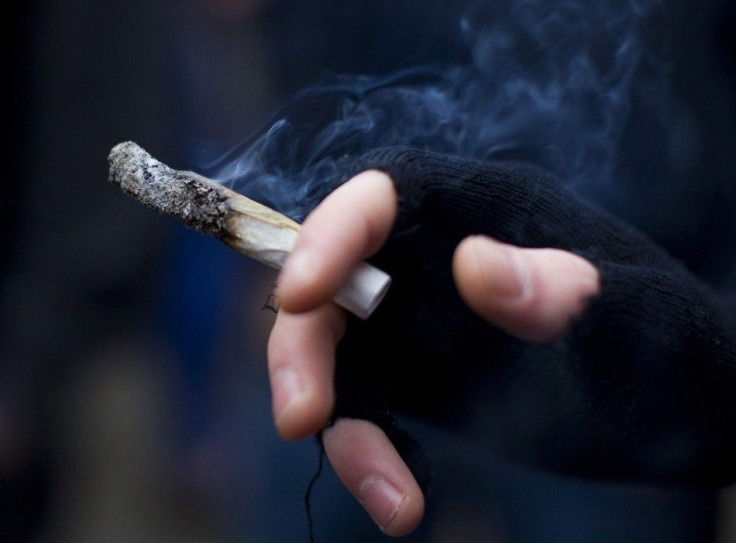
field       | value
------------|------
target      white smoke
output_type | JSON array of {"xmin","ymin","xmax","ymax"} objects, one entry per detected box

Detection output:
[{"xmin": 198, "ymin": 0, "xmax": 671, "ymax": 220}]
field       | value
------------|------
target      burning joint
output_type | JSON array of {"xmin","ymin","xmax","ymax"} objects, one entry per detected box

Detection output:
[{"xmin": 108, "ymin": 141, "xmax": 391, "ymax": 319}]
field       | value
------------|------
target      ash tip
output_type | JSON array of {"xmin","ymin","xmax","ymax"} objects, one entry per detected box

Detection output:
[
  {"xmin": 107, "ymin": 141, "xmax": 229, "ymax": 237},
  {"xmin": 109, "ymin": 140, "xmax": 140, "ymax": 157},
  {"xmin": 107, "ymin": 141, "xmax": 154, "ymax": 188},
  {"xmin": 108, "ymin": 141, "xmax": 139, "ymax": 161}
]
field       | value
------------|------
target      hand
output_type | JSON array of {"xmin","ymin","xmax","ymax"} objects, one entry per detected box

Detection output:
[
  {"xmin": 269, "ymin": 146, "xmax": 736, "ymax": 532},
  {"xmin": 268, "ymin": 170, "xmax": 599, "ymax": 535}
]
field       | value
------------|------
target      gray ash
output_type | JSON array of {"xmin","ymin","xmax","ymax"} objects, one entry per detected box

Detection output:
[{"xmin": 108, "ymin": 141, "xmax": 229, "ymax": 237}]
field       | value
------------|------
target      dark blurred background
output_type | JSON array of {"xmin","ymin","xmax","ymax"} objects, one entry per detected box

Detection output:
[{"xmin": 3, "ymin": 1, "xmax": 736, "ymax": 542}]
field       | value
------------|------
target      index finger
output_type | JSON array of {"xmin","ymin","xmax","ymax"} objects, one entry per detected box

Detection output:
[{"xmin": 277, "ymin": 170, "xmax": 398, "ymax": 314}]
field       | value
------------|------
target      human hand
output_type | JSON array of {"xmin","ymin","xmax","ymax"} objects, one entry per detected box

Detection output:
[
  {"xmin": 268, "ymin": 166, "xmax": 600, "ymax": 535},
  {"xmin": 269, "ymin": 147, "xmax": 736, "ymax": 534}
]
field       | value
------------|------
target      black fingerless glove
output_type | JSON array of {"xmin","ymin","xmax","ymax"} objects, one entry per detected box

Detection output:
[{"xmin": 331, "ymin": 147, "xmax": 736, "ymax": 487}]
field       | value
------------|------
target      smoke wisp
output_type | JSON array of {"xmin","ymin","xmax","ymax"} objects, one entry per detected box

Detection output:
[{"xmin": 196, "ymin": 0, "xmax": 670, "ymax": 221}]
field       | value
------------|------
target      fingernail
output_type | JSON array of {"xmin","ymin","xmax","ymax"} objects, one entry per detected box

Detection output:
[
  {"xmin": 474, "ymin": 237, "xmax": 530, "ymax": 301},
  {"xmin": 272, "ymin": 368, "xmax": 303, "ymax": 422},
  {"xmin": 359, "ymin": 476, "xmax": 405, "ymax": 531}
]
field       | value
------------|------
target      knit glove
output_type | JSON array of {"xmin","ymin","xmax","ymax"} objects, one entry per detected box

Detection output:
[{"xmin": 331, "ymin": 147, "xmax": 736, "ymax": 487}]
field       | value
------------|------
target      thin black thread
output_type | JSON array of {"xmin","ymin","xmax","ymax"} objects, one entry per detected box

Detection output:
[
  {"xmin": 305, "ymin": 432, "xmax": 325, "ymax": 543},
  {"xmin": 261, "ymin": 293, "xmax": 280, "ymax": 313}
]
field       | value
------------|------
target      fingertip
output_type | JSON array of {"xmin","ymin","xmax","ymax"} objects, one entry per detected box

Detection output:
[
  {"xmin": 361, "ymin": 476, "xmax": 424, "ymax": 537},
  {"xmin": 453, "ymin": 235, "xmax": 527, "ymax": 306},
  {"xmin": 277, "ymin": 170, "xmax": 398, "ymax": 314},
  {"xmin": 453, "ymin": 236, "xmax": 600, "ymax": 342},
  {"xmin": 273, "ymin": 379, "xmax": 334, "ymax": 441},
  {"xmin": 323, "ymin": 419, "xmax": 425, "ymax": 536},
  {"xmin": 277, "ymin": 248, "xmax": 333, "ymax": 314},
  {"xmin": 274, "ymin": 390, "xmax": 333, "ymax": 441},
  {"xmin": 267, "ymin": 307, "xmax": 344, "ymax": 440}
]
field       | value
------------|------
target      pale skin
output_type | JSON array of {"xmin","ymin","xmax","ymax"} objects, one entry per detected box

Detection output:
[{"xmin": 268, "ymin": 170, "xmax": 600, "ymax": 536}]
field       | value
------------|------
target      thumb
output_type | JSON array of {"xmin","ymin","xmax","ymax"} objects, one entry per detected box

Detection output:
[{"xmin": 452, "ymin": 235, "xmax": 600, "ymax": 343}]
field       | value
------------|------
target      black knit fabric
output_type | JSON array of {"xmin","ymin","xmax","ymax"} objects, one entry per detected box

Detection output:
[{"xmin": 331, "ymin": 147, "xmax": 736, "ymax": 487}]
